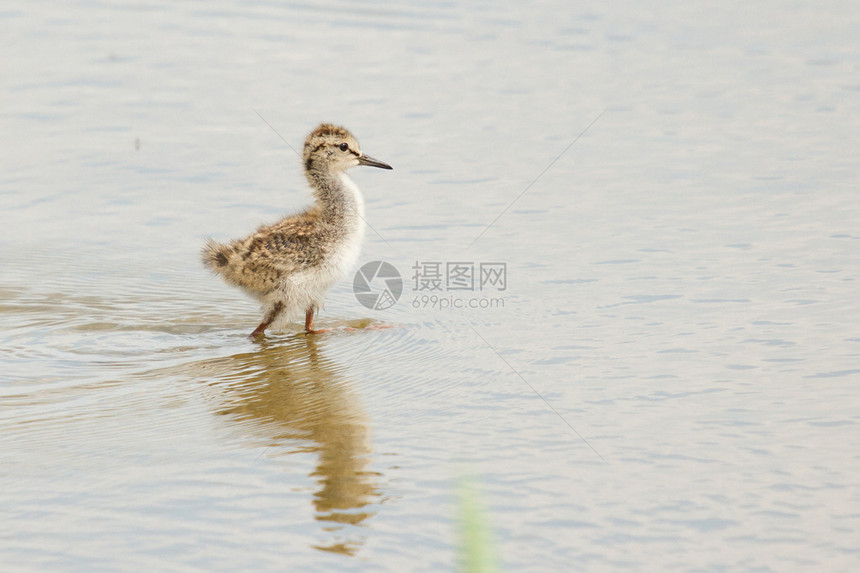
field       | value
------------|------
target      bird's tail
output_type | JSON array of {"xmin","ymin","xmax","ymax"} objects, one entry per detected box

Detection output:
[{"xmin": 201, "ymin": 238, "xmax": 233, "ymax": 274}]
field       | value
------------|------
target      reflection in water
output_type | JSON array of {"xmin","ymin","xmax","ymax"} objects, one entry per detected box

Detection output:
[{"xmin": 203, "ymin": 335, "xmax": 379, "ymax": 556}]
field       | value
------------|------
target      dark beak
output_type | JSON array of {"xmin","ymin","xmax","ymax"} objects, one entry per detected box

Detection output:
[{"xmin": 358, "ymin": 154, "xmax": 393, "ymax": 170}]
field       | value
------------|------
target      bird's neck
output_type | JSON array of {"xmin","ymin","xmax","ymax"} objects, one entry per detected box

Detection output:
[{"xmin": 306, "ymin": 168, "xmax": 365, "ymax": 223}]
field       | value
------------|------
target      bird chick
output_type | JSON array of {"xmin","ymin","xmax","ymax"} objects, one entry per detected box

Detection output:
[{"xmin": 202, "ymin": 123, "xmax": 392, "ymax": 337}]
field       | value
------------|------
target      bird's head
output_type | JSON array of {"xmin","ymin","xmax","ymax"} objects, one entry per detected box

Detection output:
[{"xmin": 303, "ymin": 123, "xmax": 392, "ymax": 174}]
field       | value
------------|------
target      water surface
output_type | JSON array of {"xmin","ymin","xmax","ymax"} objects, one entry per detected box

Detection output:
[{"xmin": 2, "ymin": 1, "xmax": 859, "ymax": 571}]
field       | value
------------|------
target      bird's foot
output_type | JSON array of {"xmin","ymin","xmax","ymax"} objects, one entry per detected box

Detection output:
[{"xmin": 304, "ymin": 328, "xmax": 333, "ymax": 335}]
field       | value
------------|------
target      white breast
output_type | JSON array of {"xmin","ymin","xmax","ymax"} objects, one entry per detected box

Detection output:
[{"xmin": 327, "ymin": 173, "xmax": 365, "ymax": 274}]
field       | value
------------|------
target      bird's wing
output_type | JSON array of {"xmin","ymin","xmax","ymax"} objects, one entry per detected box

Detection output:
[{"xmin": 218, "ymin": 214, "xmax": 327, "ymax": 294}]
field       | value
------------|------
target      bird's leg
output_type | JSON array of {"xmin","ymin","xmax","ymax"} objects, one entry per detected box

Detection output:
[
  {"xmin": 250, "ymin": 302, "xmax": 284, "ymax": 339},
  {"xmin": 304, "ymin": 308, "xmax": 337, "ymax": 334}
]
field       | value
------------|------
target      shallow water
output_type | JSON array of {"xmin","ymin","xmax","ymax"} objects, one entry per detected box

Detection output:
[{"xmin": 2, "ymin": 1, "xmax": 859, "ymax": 571}]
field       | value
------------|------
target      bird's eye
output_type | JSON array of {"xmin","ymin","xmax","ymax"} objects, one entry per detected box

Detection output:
[{"xmin": 338, "ymin": 142, "xmax": 349, "ymax": 152}]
